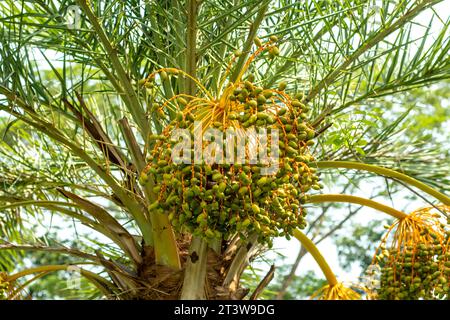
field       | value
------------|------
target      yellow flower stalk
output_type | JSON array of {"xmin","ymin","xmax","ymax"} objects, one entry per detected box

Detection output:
[
  {"xmin": 316, "ymin": 161, "xmax": 450, "ymax": 206},
  {"xmin": 307, "ymin": 194, "xmax": 408, "ymax": 219},
  {"xmin": 293, "ymin": 229, "xmax": 361, "ymax": 300},
  {"xmin": 310, "ymin": 282, "xmax": 361, "ymax": 300},
  {"xmin": 374, "ymin": 205, "xmax": 448, "ymax": 258}
]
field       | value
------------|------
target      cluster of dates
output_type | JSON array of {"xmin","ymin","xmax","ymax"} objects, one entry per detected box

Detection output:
[
  {"xmin": 140, "ymin": 52, "xmax": 321, "ymax": 245},
  {"xmin": 377, "ymin": 233, "xmax": 450, "ymax": 300}
]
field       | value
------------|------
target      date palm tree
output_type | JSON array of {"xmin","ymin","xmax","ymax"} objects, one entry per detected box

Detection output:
[{"xmin": 0, "ymin": 0, "xmax": 449, "ymax": 300}]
